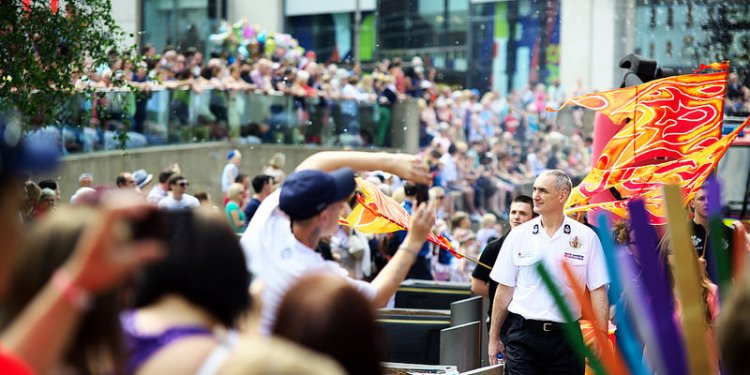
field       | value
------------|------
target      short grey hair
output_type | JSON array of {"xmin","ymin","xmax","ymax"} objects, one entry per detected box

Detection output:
[{"xmin": 541, "ymin": 169, "xmax": 572, "ymax": 195}]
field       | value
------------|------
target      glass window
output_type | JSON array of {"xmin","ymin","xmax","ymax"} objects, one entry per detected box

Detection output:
[
  {"xmin": 142, "ymin": 0, "xmax": 224, "ymax": 54},
  {"xmin": 650, "ymin": 6, "xmax": 656, "ymax": 28},
  {"xmin": 667, "ymin": 7, "xmax": 673, "ymax": 29}
]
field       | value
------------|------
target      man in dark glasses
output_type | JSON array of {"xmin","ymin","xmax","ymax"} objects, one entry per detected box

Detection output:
[{"xmin": 158, "ymin": 174, "xmax": 199, "ymax": 211}]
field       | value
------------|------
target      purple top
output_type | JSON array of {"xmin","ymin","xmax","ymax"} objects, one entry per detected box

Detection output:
[{"xmin": 121, "ymin": 310, "xmax": 213, "ymax": 375}]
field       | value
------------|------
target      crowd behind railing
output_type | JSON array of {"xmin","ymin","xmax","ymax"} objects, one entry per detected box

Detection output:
[{"xmin": 24, "ymin": 43, "xmax": 750, "ymax": 220}]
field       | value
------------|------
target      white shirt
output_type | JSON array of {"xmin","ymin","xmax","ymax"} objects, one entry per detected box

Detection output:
[
  {"xmin": 158, "ymin": 193, "xmax": 200, "ymax": 210},
  {"xmin": 222, "ymin": 163, "xmax": 238, "ymax": 193},
  {"xmin": 490, "ymin": 216, "xmax": 608, "ymax": 323},
  {"xmin": 146, "ymin": 185, "xmax": 167, "ymax": 205},
  {"xmin": 240, "ymin": 190, "xmax": 377, "ymax": 334},
  {"xmin": 439, "ymin": 153, "xmax": 458, "ymax": 184}
]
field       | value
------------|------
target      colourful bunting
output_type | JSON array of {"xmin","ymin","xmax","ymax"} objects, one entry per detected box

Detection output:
[
  {"xmin": 561, "ymin": 261, "xmax": 628, "ymax": 375},
  {"xmin": 535, "ymin": 262, "xmax": 607, "ymax": 375},
  {"xmin": 663, "ymin": 185, "xmax": 716, "ymax": 375},
  {"xmin": 628, "ymin": 199, "xmax": 686, "ymax": 375},
  {"xmin": 594, "ymin": 215, "xmax": 650, "ymax": 375}
]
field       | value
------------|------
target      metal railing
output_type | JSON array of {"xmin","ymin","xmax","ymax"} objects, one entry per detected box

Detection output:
[{"xmin": 31, "ymin": 88, "xmax": 411, "ymax": 154}]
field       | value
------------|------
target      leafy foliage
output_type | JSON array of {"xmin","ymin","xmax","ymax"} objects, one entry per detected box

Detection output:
[{"xmin": 0, "ymin": 0, "xmax": 136, "ymax": 127}]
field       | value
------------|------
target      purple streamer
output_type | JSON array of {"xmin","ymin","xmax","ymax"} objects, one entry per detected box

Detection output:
[
  {"xmin": 628, "ymin": 199, "xmax": 687, "ymax": 375},
  {"xmin": 617, "ymin": 250, "xmax": 661, "ymax": 374},
  {"xmin": 706, "ymin": 176, "xmax": 722, "ymax": 218}
]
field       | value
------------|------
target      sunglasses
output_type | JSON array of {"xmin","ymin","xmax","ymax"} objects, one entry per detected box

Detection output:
[
  {"xmin": 435, "ymin": 196, "xmax": 445, "ymax": 200},
  {"xmin": 178, "ymin": 181, "xmax": 189, "ymax": 187}
]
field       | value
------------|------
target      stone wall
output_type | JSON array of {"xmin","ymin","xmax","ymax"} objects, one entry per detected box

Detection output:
[{"xmin": 41, "ymin": 143, "xmax": 395, "ymax": 202}]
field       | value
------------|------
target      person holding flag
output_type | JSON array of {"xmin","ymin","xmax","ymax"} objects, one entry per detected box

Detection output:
[{"xmin": 240, "ymin": 151, "xmax": 436, "ymax": 334}]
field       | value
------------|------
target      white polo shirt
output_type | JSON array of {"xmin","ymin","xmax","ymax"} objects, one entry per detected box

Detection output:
[
  {"xmin": 240, "ymin": 190, "xmax": 377, "ymax": 334},
  {"xmin": 490, "ymin": 216, "xmax": 608, "ymax": 323}
]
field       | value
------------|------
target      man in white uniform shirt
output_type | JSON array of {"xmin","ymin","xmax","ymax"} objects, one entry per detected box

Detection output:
[
  {"xmin": 488, "ymin": 170, "xmax": 609, "ymax": 374},
  {"xmin": 241, "ymin": 151, "xmax": 435, "ymax": 334}
]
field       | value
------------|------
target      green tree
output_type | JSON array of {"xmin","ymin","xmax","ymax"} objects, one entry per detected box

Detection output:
[{"xmin": 0, "ymin": 0, "xmax": 136, "ymax": 128}]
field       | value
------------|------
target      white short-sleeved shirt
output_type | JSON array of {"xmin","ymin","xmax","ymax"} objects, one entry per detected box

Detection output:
[
  {"xmin": 157, "ymin": 194, "xmax": 200, "ymax": 210},
  {"xmin": 222, "ymin": 163, "xmax": 238, "ymax": 193},
  {"xmin": 240, "ymin": 190, "xmax": 377, "ymax": 334},
  {"xmin": 489, "ymin": 216, "xmax": 609, "ymax": 323}
]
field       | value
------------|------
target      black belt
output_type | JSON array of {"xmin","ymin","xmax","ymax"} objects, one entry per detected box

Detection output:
[{"xmin": 510, "ymin": 313, "xmax": 578, "ymax": 333}]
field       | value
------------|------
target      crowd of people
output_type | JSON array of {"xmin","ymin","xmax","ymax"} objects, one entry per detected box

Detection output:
[
  {"xmin": 47, "ymin": 36, "xmax": 603, "ymax": 164},
  {"xmin": 6, "ymin": 100, "xmax": 750, "ymax": 375},
  {"xmin": 7, "ymin": 24, "xmax": 750, "ymax": 374}
]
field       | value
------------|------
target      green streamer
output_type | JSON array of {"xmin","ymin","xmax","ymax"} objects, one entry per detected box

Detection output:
[{"xmin": 536, "ymin": 262, "xmax": 609, "ymax": 375}]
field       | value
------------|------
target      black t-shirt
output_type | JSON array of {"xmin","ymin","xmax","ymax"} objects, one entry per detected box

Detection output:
[
  {"xmin": 472, "ymin": 234, "xmax": 508, "ymax": 323},
  {"xmin": 691, "ymin": 221, "xmax": 734, "ymax": 285}
]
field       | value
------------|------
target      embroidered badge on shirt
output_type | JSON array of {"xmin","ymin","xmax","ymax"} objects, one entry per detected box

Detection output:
[
  {"xmin": 564, "ymin": 252, "xmax": 584, "ymax": 261},
  {"xmin": 533, "ymin": 224, "xmax": 539, "ymax": 234},
  {"xmin": 569, "ymin": 235, "xmax": 582, "ymax": 249},
  {"xmin": 564, "ymin": 224, "xmax": 571, "ymax": 234}
]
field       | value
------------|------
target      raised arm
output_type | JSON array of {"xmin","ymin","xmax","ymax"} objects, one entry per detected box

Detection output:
[
  {"xmin": 1, "ymin": 194, "xmax": 164, "ymax": 374},
  {"xmin": 370, "ymin": 201, "xmax": 436, "ymax": 307},
  {"xmin": 296, "ymin": 152, "xmax": 432, "ymax": 185}
]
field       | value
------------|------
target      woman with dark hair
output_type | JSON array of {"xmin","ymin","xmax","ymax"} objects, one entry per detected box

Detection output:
[
  {"xmin": 124, "ymin": 209, "xmax": 251, "ymax": 375},
  {"xmin": 272, "ymin": 274, "xmax": 383, "ymax": 375},
  {"xmin": 0, "ymin": 207, "xmax": 128, "ymax": 375}
]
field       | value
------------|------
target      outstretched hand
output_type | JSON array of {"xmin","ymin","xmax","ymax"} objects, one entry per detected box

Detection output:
[
  {"xmin": 63, "ymin": 191, "xmax": 165, "ymax": 294},
  {"xmin": 389, "ymin": 153, "xmax": 432, "ymax": 185}
]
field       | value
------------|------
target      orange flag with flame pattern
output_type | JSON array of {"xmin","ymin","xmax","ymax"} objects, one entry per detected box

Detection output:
[
  {"xmin": 339, "ymin": 177, "xmax": 456, "ymax": 255},
  {"xmin": 550, "ymin": 62, "xmax": 741, "ymax": 223}
]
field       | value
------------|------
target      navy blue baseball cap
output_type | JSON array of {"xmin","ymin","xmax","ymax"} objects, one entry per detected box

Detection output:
[
  {"xmin": 0, "ymin": 116, "xmax": 60, "ymax": 184},
  {"xmin": 279, "ymin": 167, "xmax": 356, "ymax": 220}
]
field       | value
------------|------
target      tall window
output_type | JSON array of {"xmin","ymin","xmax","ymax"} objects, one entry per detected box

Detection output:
[
  {"xmin": 666, "ymin": 40, "xmax": 672, "ymax": 58},
  {"xmin": 667, "ymin": 7, "xmax": 673, "ymax": 28},
  {"xmin": 141, "ymin": 0, "xmax": 225, "ymax": 53},
  {"xmin": 650, "ymin": 6, "xmax": 656, "ymax": 28},
  {"xmin": 649, "ymin": 42, "xmax": 655, "ymax": 58},
  {"xmin": 686, "ymin": 4, "xmax": 693, "ymax": 27}
]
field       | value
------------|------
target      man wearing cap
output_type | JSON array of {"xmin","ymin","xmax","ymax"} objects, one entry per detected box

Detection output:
[
  {"xmin": 488, "ymin": 170, "xmax": 609, "ymax": 374},
  {"xmin": 241, "ymin": 151, "xmax": 435, "ymax": 334}
]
